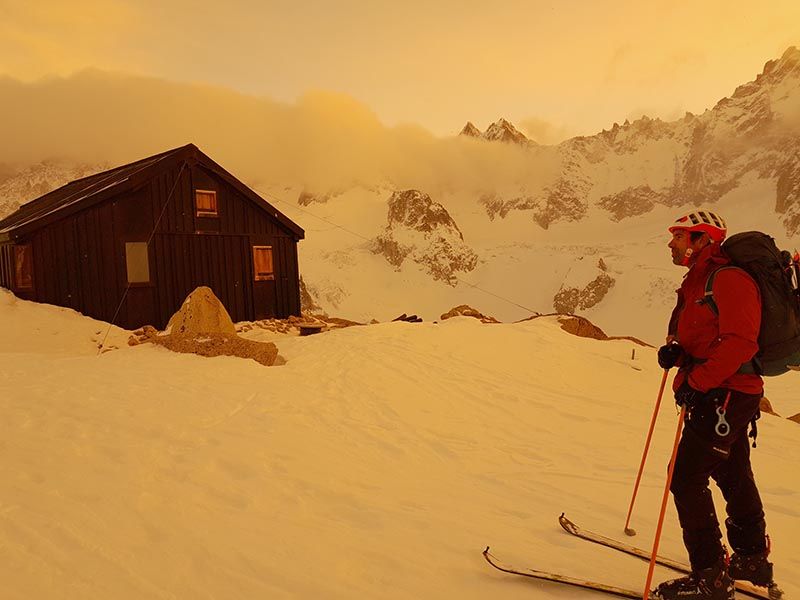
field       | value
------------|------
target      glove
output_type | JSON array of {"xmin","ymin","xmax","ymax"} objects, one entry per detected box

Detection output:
[
  {"xmin": 674, "ymin": 379, "xmax": 701, "ymax": 408},
  {"xmin": 657, "ymin": 343, "xmax": 684, "ymax": 370}
]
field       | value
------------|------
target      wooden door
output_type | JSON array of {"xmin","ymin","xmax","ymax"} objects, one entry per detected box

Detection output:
[{"xmin": 251, "ymin": 241, "xmax": 277, "ymax": 320}]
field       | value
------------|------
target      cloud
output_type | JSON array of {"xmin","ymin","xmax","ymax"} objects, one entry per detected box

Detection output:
[
  {"xmin": 603, "ymin": 44, "xmax": 634, "ymax": 84},
  {"xmin": 517, "ymin": 117, "xmax": 578, "ymax": 145},
  {"xmin": 603, "ymin": 44, "xmax": 707, "ymax": 88},
  {"xmin": 0, "ymin": 70, "xmax": 562, "ymax": 198},
  {"xmin": 0, "ymin": 1, "xmax": 137, "ymax": 78}
]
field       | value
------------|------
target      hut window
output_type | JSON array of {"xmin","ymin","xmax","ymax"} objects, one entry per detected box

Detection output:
[
  {"xmin": 253, "ymin": 246, "xmax": 274, "ymax": 281},
  {"xmin": 14, "ymin": 244, "xmax": 33, "ymax": 290},
  {"xmin": 125, "ymin": 242, "xmax": 151, "ymax": 283},
  {"xmin": 195, "ymin": 190, "xmax": 218, "ymax": 217}
]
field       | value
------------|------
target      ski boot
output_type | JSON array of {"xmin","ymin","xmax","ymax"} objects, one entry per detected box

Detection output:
[
  {"xmin": 729, "ymin": 551, "xmax": 784, "ymax": 598},
  {"xmin": 729, "ymin": 550, "xmax": 773, "ymax": 586},
  {"xmin": 650, "ymin": 558, "xmax": 734, "ymax": 600}
]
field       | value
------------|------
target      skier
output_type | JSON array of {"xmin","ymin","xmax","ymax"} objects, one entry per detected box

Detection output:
[{"xmin": 652, "ymin": 209, "xmax": 774, "ymax": 600}]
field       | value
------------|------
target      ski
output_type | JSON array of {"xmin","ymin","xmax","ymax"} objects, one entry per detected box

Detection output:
[
  {"xmin": 483, "ymin": 546, "xmax": 646, "ymax": 598},
  {"xmin": 559, "ymin": 513, "xmax": 691, "ymax": 573},
  {"xmin": 558, "ymin": 513, "xmax": 783, "ymax": 600}
]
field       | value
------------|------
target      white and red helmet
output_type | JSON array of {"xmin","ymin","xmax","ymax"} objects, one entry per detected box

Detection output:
[{"xmin": 668, "ymin": 209, "xmax": 727, "ymax": 243}]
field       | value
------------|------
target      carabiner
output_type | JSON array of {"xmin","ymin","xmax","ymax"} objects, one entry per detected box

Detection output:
[{"xmin": 715, "ymin": 406, "xmax": 731, "ymax": 437}]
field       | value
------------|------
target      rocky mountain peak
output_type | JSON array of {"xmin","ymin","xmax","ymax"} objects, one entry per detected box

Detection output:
[
  {"xmin": 458, "ymin": 118, "xmax": 531, "ymax": 146},
  {"xmin": 483, "ymin": 118, "xmax": 530, "ymax": 145},
  {"xmin": 763, "ymin": 46, "xmax": 800, "ymax": 81},
  {"xmin": 459, "ymin": 121, "xmax": 482, "ymax": 138},
  {"xmin": 737, "ymin": 45, "xmax": 800, "ymax": 97}
]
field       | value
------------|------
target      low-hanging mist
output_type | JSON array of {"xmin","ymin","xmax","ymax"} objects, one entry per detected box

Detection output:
[{"xmin": 0, "ymin": 70, "xmax": 561, "ymax": 197}]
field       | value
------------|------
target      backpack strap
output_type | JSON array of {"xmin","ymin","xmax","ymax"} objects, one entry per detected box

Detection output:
[
  {"xmin": 700, "ymin": 266, "xmax": 741, "ymax": 315},
  {"xmin": 700, "ymin": 266, "xmax": 763, "ymax": 376}
]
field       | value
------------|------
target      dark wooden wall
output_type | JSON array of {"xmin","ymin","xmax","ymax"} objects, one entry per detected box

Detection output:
[
  {"xmin": 5, "ymin": 160, "xmax": 301, "ymax": 330},
  {"xmin": 0, "ymin": 244, "xmax": 12, "ymax": 290}
]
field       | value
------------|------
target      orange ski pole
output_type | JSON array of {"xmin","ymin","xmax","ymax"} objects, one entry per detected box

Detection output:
[
  {"xmin": 641, "ymin": 405, "xmax": 686, "ymax": 600},
  {"xmin": 624, "ymin": 369, "xmax": 669, "ymax": 536}
]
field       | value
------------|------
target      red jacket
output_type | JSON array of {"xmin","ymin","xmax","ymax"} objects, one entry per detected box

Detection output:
[{"xmin": 669, "ymin": 244, "xmax": 763, "ymax": 395}]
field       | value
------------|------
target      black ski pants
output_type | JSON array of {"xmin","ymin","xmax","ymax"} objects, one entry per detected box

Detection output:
[{"xmin": 669, "ymin": 388, "xmax": 767, "ymax": 571}]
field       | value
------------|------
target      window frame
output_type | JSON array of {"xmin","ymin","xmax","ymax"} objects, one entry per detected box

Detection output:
[
  {"xmin": 195, "ymin": 189, "xmax": 219, "ymax": 218},
  {"xmin": 124, "ymin": 241, "xmax": 153, "ymax": 287},
  {"xmin": 13, "ymin": 244, "xmax": 33, "ymax": 291},
  {"xmin": 253, "ymin": 245, "xmax": 275, "ymax": 281}
]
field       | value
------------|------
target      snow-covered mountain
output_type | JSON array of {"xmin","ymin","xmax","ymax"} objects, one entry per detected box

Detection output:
[
  {"xmin": 269, "ymin": 47, "xmax": 800, "ymax": 343},
  {"xmin": 0, "ymin": 159, "xmax": 108, "ymax": 217},
  {"xmin": 2, "ymin": 48, "xmax": 799, "ymax": 344},
  {"xmin": 474, "ymin": 47, "xmax": 800, "ymax": 233}
]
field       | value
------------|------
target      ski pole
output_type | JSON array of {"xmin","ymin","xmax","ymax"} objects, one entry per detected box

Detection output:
[
  {"xmin": 624, "ymin": 369, "xmax": 669, "ymax": 536},
  {"xmin": 641, "ymin": 405, "xmax": 686, "ymax": 600}
]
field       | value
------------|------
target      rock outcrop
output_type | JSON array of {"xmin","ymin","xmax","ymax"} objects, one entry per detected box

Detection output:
[
  {"xmin": 129, "ymin": 287, "xmax": 279, "ymax": 366},
  {"xmin": 555, "ymin": 315, "xmax": 609, "ymax": 340},
  {"xmin": 553, "ymin": 259, "xmax": 616, "ymax": 314},
  {"xmin": 235, "ymin": 313, "xmax": 363, "ymax": 335},
  {"xmin": 440, "ymin": 305, "xmax": 500, "ymax": 323},
  {"xmin": 297, "ymin": 188, "xmax": 345, "ymax": 206},
  {"xmin": 516, "ymin": 313, "xmax": 650, "ymax": 346},
  {"xmin": 299, "ymin": 275, "xmax": 323, "ymax": 314},
  {"xmin": 598, "ymin": 185, "xmax": 662, "ymax": 221},
  {"xmin": 372, "ymin": 190, "xmax": 478, "ymax": 285}
]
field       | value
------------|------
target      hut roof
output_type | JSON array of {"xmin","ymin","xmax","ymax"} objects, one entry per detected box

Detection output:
[{"xmin": 0, "ymin": 144, "xmax": 304, "ymax": 241}]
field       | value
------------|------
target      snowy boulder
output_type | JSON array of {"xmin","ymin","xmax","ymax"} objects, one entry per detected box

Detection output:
[
  {"xmin": 439, "ymin": 305, "xmax": 501, "ymax": 324},
  {"xmin": 523, "ymin": 314, "xmax": 651, "ymax": 347},
  {"xmin": 166, "ymin": 286, "xmax": 237, "ymax": 337},
  {"xmin": 555, "ymin": 315, "xmax": 608, "ymax": 341},
  {"xmin": 132, "ymin": 287, "xmax": 279, "ymax": 366}
]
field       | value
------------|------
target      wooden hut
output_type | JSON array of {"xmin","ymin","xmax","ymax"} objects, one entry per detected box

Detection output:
[{"xmin": 0, "ymin": 144, "xmax": 305, "ymax": 329}]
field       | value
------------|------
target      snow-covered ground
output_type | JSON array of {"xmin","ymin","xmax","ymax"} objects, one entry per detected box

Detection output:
[{"xmin": 1, "ymin": 288, "xmax": 798, "ymax": 599}]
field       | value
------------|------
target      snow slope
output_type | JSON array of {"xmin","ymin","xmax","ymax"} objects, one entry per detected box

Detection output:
[
  {"xmin": 1, "ymin": 290, "xmax": 798, "ymax": 599},
  {"xmin": 260, "ymin": 179, "xmax": 798, "ymax": 345}
]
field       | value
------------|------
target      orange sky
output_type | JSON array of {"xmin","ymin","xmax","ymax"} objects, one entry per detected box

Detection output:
[{"xmin": 1, "ymin": 0, "xmax": 799, "ymax": 141}]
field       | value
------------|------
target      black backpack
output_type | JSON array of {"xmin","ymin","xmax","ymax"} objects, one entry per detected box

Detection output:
[{"xmin": 703, "ymin": 231, "xmax": 800, "ymax": 376}]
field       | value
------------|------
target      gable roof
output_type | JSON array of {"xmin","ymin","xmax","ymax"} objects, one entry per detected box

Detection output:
[{"xmin": 0, "ymin": 144, "xmax": 304, "ymax": 241}]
